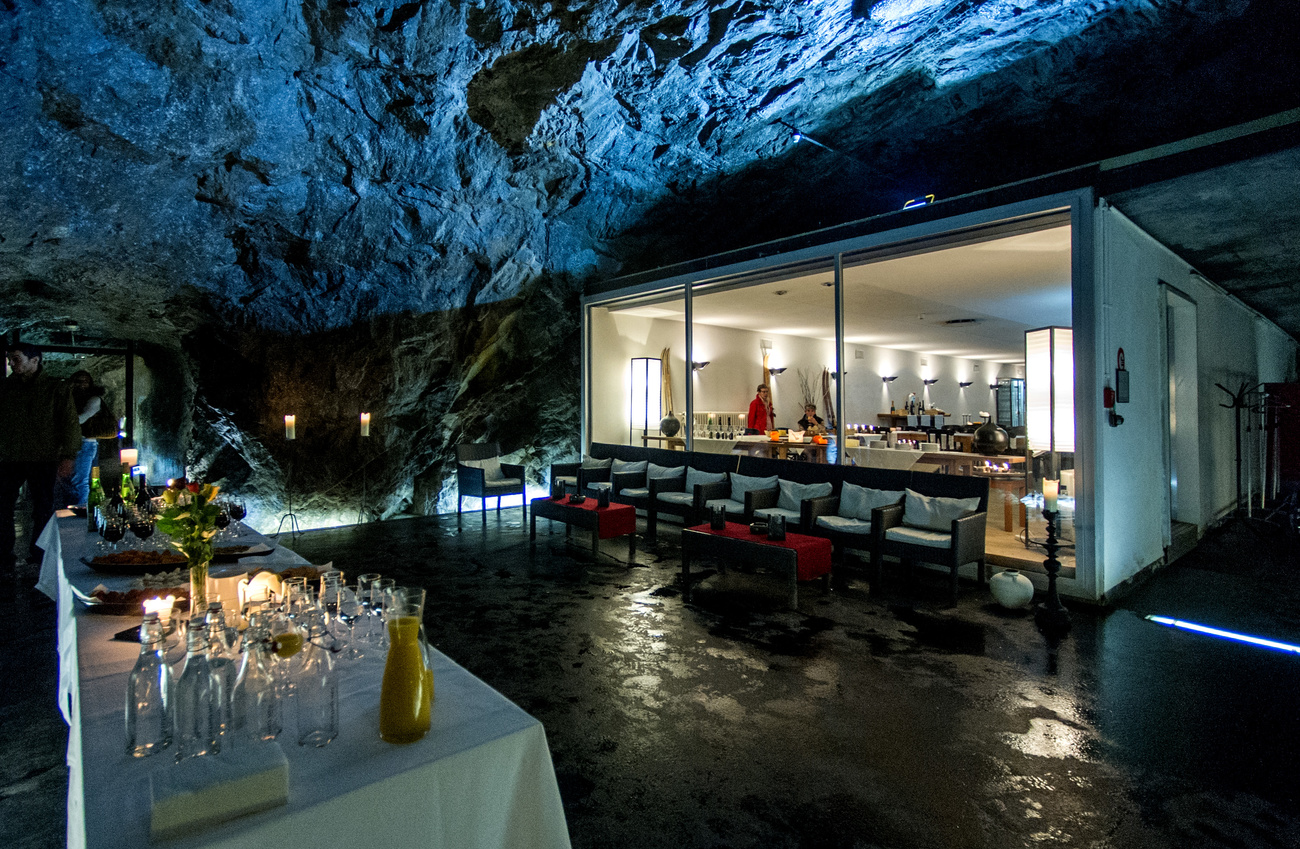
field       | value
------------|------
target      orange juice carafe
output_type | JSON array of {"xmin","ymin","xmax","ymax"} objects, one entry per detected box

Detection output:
[{"xmin": 379, "ymin": 587, "xmax": 433, "ymax": 744}]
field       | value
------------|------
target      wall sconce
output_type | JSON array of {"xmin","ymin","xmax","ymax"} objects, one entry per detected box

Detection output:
[
  {"xmin": 989, "ymin": 383, "xmax": 999, "ymax": 390},
  {"xmin": 768, "ymin": 367, "xmax": 787, "ymax": 375},
  {"xmin": 882, "ymin": 375, "xmax": 898, "ymax": 384},
  {"xmin": 923, "ymin": 378, "xmax": 939, "ymax": 386},
  {"xmin": 692, "ymin": 361, "xmax": 710, "ymax": 371},
  {"xmin": 959, "ymin": 381, "xmax": 973, "ymax": 388}
]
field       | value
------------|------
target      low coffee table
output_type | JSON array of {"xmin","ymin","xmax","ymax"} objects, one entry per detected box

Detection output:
[
  {"xmin": 530, "ymin": 495, "xmax": 637, "ymax": 559},
  {"xmin": 681, "ymin": 521, "xmax": 832, "ymax": 608}
]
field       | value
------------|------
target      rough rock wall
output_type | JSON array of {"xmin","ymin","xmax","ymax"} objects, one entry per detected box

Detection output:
[{"xmin": 1, "ymin": 0, "xmax": 1295, "ymax": 526}]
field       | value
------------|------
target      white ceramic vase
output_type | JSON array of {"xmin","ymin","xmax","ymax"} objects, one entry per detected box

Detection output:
[{"xmin": 989, "ymin": 569, "xmax": 1035, "ymax": 609}]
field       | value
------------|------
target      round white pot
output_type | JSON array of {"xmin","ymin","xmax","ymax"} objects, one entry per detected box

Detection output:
[{"xmin": 989, "ymin": 569, "xmax": 1035, "ymax": 609}]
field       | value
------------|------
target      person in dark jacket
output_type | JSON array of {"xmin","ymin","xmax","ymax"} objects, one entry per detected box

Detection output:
[{"xmin": 1, "ymin": 344, "xmax": 80, "ymax": 571}]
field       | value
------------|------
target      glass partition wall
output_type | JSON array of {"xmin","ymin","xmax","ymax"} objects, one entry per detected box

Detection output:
[{"xmin": 584, "ymin": 214, "xmax": 1077, "ymax": 574}]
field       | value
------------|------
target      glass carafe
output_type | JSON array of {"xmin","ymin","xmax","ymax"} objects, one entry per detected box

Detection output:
[
  {"xmin": 230, "ymin": 615, "xmax": 282, "ymax": 745},
  {"xmin": 174, "ymin": 616, "xmax": 223, "ymax": 759},
  {"xmin": 379, "ymin": 586, "xmax": 433, "ymax": 744},
  {"xmin": 126, "ymin": 613, "xmax": 172, "ymax": 757},
  {"xmin": 295, "ymin": 609, "xmax": 339, "ymax": 747}
]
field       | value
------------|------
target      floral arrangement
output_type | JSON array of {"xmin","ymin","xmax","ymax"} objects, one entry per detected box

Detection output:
[{"xmin": 155, "ymin": 479, "xmax": 221, "ymax": 613}]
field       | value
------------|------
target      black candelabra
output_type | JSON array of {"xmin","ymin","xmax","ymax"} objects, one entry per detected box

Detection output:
[
  {"xmin": 1035, "ymin": 509, "xmax": 1071, "ymax": 635},
  {"xmin": 275, "ymin": 445, "xmax": 302, "ymax": 547}
]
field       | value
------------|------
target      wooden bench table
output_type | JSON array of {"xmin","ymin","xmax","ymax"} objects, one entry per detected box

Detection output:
[{"xmin": 681, "ymin": 521, "xmax": 832, "ymax": 608}]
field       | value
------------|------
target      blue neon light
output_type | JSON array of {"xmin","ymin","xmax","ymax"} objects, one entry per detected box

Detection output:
[
  {"xmin": 902, "ymin": 194, "xmax": 935, "ymax": 210},
  {"xmin": 1145, "ymin": 615, "xmax": 1300, "ymax": 656}
]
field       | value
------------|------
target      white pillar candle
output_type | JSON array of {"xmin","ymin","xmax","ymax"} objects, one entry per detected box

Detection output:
[
  {"xmin": 1042, "ymin": 478, "xmax": 1059, "ymax": 512},
  {"xmin": 119, "ymin": 448, "xmax": 138, "ymax": 470},
  {"xmin": 360, "ymin": 412, "xmax": 370, "ymax": 437},
  {"xmin": 284, "ymin": 415, "xmax": 296, "ymax": 440}
]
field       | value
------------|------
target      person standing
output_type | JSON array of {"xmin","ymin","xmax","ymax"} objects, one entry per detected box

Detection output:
[
  {"xmin": 746, "ymin": 384, "xmax": 775, "ymax": 434},
  {"xmin": 54, "ymin": 370, "xmax": 108, "ymax": 507},
  {"xmin": 1, "ymin": 344, "xmax": 80, "ymax": 571}
]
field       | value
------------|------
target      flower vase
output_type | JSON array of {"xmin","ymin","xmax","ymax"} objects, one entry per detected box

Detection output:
[
  {"xmin": 989, "ymin": 569, "xmax": 1034, "ymax": 609},
  {"xmin": 189, "ymin": 561, "xmax": 209, "ymax": 616}
]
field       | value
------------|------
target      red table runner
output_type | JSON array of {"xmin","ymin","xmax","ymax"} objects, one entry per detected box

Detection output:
[
  {"xmin": 686, "ymin": 522, "xmax": 832, "ymax": 581},
  {"xmin": 544, "ymin": 497, "xmax": 636, "ymax": 539}
]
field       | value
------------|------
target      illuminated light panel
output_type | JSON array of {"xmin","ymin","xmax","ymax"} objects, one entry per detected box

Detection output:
[{"xmin": 1145, "ymin": 615, "xmax": 1300, "ymax": 656}]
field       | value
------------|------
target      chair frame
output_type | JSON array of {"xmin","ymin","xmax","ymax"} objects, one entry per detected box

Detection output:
[{"xmin": 456, "ymin": 442, "xmax": 526, "ymax": 528}]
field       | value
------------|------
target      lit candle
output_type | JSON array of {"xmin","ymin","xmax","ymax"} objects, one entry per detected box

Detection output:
[
  {"xmin": 119, "ymin": 448, "xmax": 138, "ymax": 470},
  {"xmin": 1042, "ymin": 478, "xmax": 1059, "ymax": 512},
  {"xmin": 360, "ymin": 412, "xmax": 371, "ymax": 437},
  {"xmin": 143, "ymin": 595, "xmax": 176, "ymax": 629},
  {"xmin": 284, "ymin": 415, "xmax": 296, "ymax": 440}
]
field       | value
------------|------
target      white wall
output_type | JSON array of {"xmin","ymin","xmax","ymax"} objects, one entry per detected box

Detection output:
[
  {"xmin": 1094, "ymin": 203, "xmax": 1298, "ymax": 595},
  {"xmin": 588, "ymin": 307, "xmax": 687, "ymax": 446},
  {"xmin": 840, "ymin": 346, "xmax": 1019, "ymax": 428}
]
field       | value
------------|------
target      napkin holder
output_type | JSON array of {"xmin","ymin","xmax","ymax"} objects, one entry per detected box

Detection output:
[
  {"xmin": 709, "ymin": 505, "xmax": 727, "ymax": 531},
  {"xmin": 767, "ymin": 514, "xmax": 786, "ymax": 541},
  {"xmin": 596, "ymin": 488, "xmax": 610, "ymax": 509}
]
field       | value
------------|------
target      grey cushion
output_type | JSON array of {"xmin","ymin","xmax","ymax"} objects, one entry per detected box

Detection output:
[
  {"xmin": 481, "ymin": 477, "xmax": 521, "ymax": 494},
  {"xmin": 729, "ymin": 473, "xmax": 778, "ymax": 503},
  {"xmin": 901, "ymin": 488, "xmax": 981, "ymax": 532},
  {"xmin": 581, "ymin": 455, "xmax": 613, "ymax": 470},
  {"xmin": 647, "ymin": 463, "xmax": 686, "ymax": 480},
  {"xmin": 754, "ymin": 506, "xmax": 800, "ymax": 523},
  {"xmin": 815, "ymin": 515, "xmax": 872, "ymax": 535},
  {"xmin": 839, "ymin": 483, "xmax": 905, "ymax": 521},
  {"xmin": 885, "ymin": 526, "xmax": 952, "ymax": 548},
  {"xmin": 686, "ymin": 468, "xmax": 727, "ymax": 490},
  {"xmin": 620, "ymin": 486, "xmax": 650, "ymax": 498},
  {"xmin": 656, "ymin": 491, "xmax": 694, "ymax": 506},
  {"xmin": 586, "ymin": 481, "xmax": 613, "ymax": 493},
  {"xmin": 612, "ymin": 458, "xmax": 648, "ymax": 475},
  {"xmin": 777, "ymin": 479, "xmax": 833, "ymax": 513},
  {"xmin": 463, "ymin": 456, "xmax": 504, "ymax": 482},
  {"xmin": 705, "ymin": 498, "xmax": 746, "ymax": 516},
  {"xmin": 554, "ymin": 475, "xmax": 577, "ymax": 485}
]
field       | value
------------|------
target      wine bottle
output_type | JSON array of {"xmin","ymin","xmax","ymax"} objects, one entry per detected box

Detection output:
[
  {"xmin": 87, "ymin": 468, "xmax": 105, "ymax": 532},
  {"xmin": 135, "ymin": 473, "xmax": 152, "ymax": 511}
]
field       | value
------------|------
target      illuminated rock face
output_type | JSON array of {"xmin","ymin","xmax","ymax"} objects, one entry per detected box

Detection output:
[{"xmin": 0, "ymin": 0, "xmax": 1294, "ymax": 523}]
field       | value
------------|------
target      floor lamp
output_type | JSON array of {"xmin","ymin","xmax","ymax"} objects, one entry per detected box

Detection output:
[
  {"xmin": 630, "ymin": 357, "xmax": 662, "ymax": 446},
  {"xmin": 1025, "ymin": 327, "xmax": 1074, "ymax": 635}
]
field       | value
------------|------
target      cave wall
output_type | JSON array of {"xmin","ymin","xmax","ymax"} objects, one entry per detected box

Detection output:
[{"xmin": 3, "ymin": 0, "xmax": 1297, "ymax": 525}]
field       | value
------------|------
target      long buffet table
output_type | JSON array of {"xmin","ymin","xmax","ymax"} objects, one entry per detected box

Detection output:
[{"xmin": 37, "ymin": 515, "xmax": 571, "ymax": 849}]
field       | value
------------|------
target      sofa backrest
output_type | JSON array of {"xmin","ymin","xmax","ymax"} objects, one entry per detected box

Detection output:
[
  {"xmin": 838, "ymin": 465, "xmax": 913, "ymax": 495},
  {"xmin": 903, "ymin": 469, "xmax": 990, "ymax": 511},
  {"xmin": 684, "ymin": 451, "xmax": 741, "ymax": 475},
  {"xmin": 736, "ymin": 455, "xmax": 839, "ymax": 487}
]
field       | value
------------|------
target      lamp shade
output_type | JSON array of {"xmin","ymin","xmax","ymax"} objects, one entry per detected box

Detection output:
[
  {"xmin": 630, "ymin": 357, "xmax": 662, "ymax": 438},
  {"xmin": 1025, "ymin": 326, "xmax": 1074, "ymax": 454}
]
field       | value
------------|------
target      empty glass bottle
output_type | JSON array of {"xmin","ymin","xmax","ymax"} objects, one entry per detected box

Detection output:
[
  {"xmin": 205, "ymin": 601, "xmax": 237, "ymax": 736},
  {"xmin": 174, "ymin": 615, "xmax": 223, "ymax": 759},
  {"xmin": 125, "ymin": 613, "xmax": 172, "ymax": 757},
  {"xmin": 295, "ymin": 608, "xmax": 338, "ymax": 747},
  {"xmin": 230, "ymin": 615, "xmax": 282, "ymax": 745}
]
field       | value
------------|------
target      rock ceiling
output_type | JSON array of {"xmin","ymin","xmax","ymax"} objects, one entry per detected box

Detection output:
[{"xmin": 4, "ymin": 0, "xmax": 1299, "ymax": 343}]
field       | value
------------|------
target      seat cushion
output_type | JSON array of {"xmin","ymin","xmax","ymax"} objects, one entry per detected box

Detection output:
[
  {"xmin": 704, "ymin": 498, "xmax": 746, "ymax": 517},
  {"xmin": 554, "ymin": 475, "xmax": 577, "ymax": 486},
  {"xmin": 656, "ymin": 491, "xmax": 694, "ymax": 506},
  {"xmin": 776, "ymin": 479, "xmax": 833, "ymax": 512},
  {"xmin": 753, "ymin": 506, "xmax": 800, "ymax": 523},
  {"xmin": 901, "ymin": 488, "xmax": 981, "ymax": 532},
  {"xmin": 685, "ymin": 467, "xmax": 727, "ymax": 490},
  {"xmin": 620, "ymin": 486, "xmax": 650, "ymax": 499},
  {"xmin": 586, "ymin": 481, "xmax": 613, "ymax": 493},
  {"xmin": 815, "ymin": 515, "xmax": 872, "ymax": 535},
  {"xmin": 729, "ymin": 473, "xmax": 778, "ymax": 503},
  {"xmin": 462, "ymin": 456, "xmax": 504, "ymax": 482},
  {"xmin": 581, "ymin": 455, "xmax": 613, "ymax": 470},
  {"xmin": 612, "ymin": 458, "xmax": 648, "ymax": 475},
  {"xmin": 647, "ymin": 463, "xmax": 686, "ymax": 481},
  {"xmin": 481, "ymin": 477, "xmax": 522, "ymax": 494},
  {"xmin": 838, "ymin": 483, "xmax": 904, "ymax": 521},
  {"xmin": 885, "ymin": 525, "xmax": 952, "ymax": 549}
]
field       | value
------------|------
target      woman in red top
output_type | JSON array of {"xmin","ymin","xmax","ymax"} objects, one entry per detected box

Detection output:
[{"xmin": 746, "ymin": 384, "xmax": 774, "ymax": 433}]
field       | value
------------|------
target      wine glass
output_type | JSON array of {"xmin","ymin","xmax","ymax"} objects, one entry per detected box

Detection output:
[
  {"xmin": 335, "ymin": 586, "xmax": 364, "ymax": 662},
  {"xmin": 128, "ymin": 515, "xmax": 155, "ymax": 552},
  {"xmin": 371, "ymin": 578, "xmax": 396, "ymax": 650},
  {"xmin": 214, "ymin": 503, "xmax": 231, "ymax": 541},
  {"xmin": 228, "ymin": 500, "xmax": 248, "ymax": 536},
  {"xmin": 355, "ymin": 573, "xmax": 381, "ymax": 646},
  {"xmin": 101, "ymin": 517, "xmax": 126, "ymax": 553}
]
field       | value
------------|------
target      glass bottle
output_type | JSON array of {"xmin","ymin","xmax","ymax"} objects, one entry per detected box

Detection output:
[
  {"xmin": 205, "ymin": 602, "xmax": 237, "ymax": 738},
  {"xmin": 135, "ymin": 472, "xmax": 152, "ymax": 512},
  {"xmin": 230, "ymin": 615, "xmax": 282, "ymax": 745},
  {"xmin": 87, "ymin": 468, "xmax": 105, "ymax": 532},
  {"xmin": 125, "ymin": 613, "xmax": 172, "ymax": 757},
  {"xmin": 295, "ymin": 609, "xmax": 339, "ymax": 747},
  {"xmin": 174, "ymin": 616, "xmax": 222, "ymax": 759}
]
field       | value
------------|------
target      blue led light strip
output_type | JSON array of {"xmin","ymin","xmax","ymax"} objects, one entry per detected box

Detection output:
[{"xmin": 1145, "ymin": 615, "xmax": 1300, "ymax": 655}]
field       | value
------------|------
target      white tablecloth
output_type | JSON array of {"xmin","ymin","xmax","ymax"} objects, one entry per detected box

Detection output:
[
  {"xmin": 848, "ymin": 446, "xmax": 922, "ymax": 470},
  {"xmin": 37, "ymin": 516, "xmax": 571, "ymax": 849}
]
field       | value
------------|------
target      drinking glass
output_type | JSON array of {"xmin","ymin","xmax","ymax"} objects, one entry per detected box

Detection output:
[
  {"xmin": 228, "ymin": 500, "xmax": 248, "ymax": 535},
  {"xmin": 101, "ymin": 517, "xmax": 126, "ymax": 553},
  {"xmin": 356, "ymin": 573, "xmax": 381, "ymax": 646},
  {"xmin": 129, "ymin": 515, "xmax": 155, "ymax": 551},
  {"xmin": 336, "ymin": 586, "xmax": 364, "ymax": 662},
  {"xmin": 214, "ymin": 504, "xmax": 231, "ymax": 541},
  {"xmin": 371, "ymin": 578, "xmax": 396, "ymax": 651}
]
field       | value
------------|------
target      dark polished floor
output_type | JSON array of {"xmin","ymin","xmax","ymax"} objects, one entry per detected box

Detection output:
[{"xmin": 4, "ymin": 506, "xmax": 1300, "ymax": 848}]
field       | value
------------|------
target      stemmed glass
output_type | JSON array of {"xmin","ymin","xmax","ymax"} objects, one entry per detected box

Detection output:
[
  {"xmin": 356, "ymin": 573, "xmax": 381, "ymax": 646},
  {"xmin": 228, "ymin": 500, "xmax": 248, "ymax": 536},
  {"xmin": 214, "ymin": 503, "xmax": 232, "ymax": 542},
  {"xmin": 128, "ymin": 513, "xmax": 155, "ymax": 552},
  {"xmin": 100, "ymin": 517, "xmax": 126, "ymax": 553},
  {"xmin": 335, "ymin": 587, "xmax": 364, "ymax": 662},
  {"xmin": 371, "ymin": 578, "xmax": 396, "ymax": 651}
]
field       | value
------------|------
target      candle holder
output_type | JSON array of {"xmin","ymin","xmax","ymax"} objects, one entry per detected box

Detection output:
[
  {"xmin": 275, "ymin": 444, "xmax": 302, "ymax": 547},
  {"xmin": 1034, "ymin": 509, "xmax": 1071, "ymax": 636}
]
